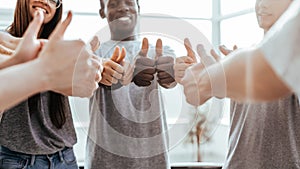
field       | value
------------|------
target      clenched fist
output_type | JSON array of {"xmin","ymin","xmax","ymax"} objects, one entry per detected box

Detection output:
[
  {"xmin": 155, "ymin": 39, "xmax": 176, "ymax": 88},
  {"xmin": 132, "ymin": 38, "xmax": 156, "ymax": 87}
]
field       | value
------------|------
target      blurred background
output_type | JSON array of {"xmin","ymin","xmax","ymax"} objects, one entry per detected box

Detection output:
[{"xmin": 0, "ymin": 0, "xmax": 263, "ymax": 167}]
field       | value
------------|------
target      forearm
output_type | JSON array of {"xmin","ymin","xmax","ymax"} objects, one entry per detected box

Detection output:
[
  {"xmin": 219, "ymin": 48, "xmax": 291, "ymax": 102},
  {"xmin": 0, "ymin": 55, "xmax": 21, "ymax": 70},
  {"xmin": 0, "ymin": 59, "xmax": 48, "ymax": 111},
  {"xmin": 0, "ymin": 54, "xmax": 10, "ymax": 63}
]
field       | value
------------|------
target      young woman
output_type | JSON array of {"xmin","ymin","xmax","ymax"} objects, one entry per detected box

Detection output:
[{"xmin": 0, "ymin": 0, "xmax": 79, "ymax": 168}]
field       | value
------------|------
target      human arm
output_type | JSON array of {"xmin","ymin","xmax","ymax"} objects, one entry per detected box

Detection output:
[
  {"xmin": 0, "ymin": 58, "xmax": 53, "ymax": 111},
  {"xmin": 181, "ymin": 44, "xmax": 226, "ymax": 106},
  {"xmin": 202, "ymin": 0, "xmax": 300, "ymax": 102},
  {"xmin": 0, "ymin": 31, "xmax": 21, "ymax": 51},
  {"xmin": 221, "ymin": 0, "xmax": 300, "ymax": 101},
  {"xmin": 0, "ymin": 29, "xmax": 43, "ymax": 69},
  {"xmin": 182, "ymin": 0, "xmax": 300, "ymax": 105},
  {"xmin": 202, "ymin": 48, "xmax": 291, "ymax": 104},
  {"xmin": 0, "ymin": 31, "xmax": 20, "ymax": 59},
  {"xmin": 0, "ymin": 11, "xmax": 102, "ymax": 111},
  {"xmin": 0, "ymin": 45, "xmax": 13, "ymax": 57},
  {"xmin": 182, "ymin": 44, "xmax": 291, "ymax": 106}
]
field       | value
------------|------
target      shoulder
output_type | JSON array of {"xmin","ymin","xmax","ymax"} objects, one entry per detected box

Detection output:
[{"xmin": 95, "ymin": 41, "xmax": 118, "ymax": 58}]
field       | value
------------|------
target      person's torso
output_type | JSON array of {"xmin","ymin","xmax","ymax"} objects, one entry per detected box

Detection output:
[
  {"xmin": 224, "ymin": 94, "xmax": 300, "ymax": 169},
  {"xmin": 85, "ymin": 40, "xmax": 173, "ymax": 169},
  {"xmin": 0, "ymin": 92, "xmax": 77, "ymax": 155}
]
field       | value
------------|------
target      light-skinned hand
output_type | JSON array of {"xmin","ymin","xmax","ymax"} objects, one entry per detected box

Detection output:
[
  {"xmin": 219, "ymin": 45, "xmax": 238, "ymax": 57},
  {"xmin": 182, "ymin": 44, "xmax": 224, "ymax": 106},
  {"xmin": 0, "ymin": 11, "xmax": 46, "ymax": 69},
  {"xmin": 0, "ymin": 32, "xmax": 21, "ymax": 55},
  {"xmin": 36, "ymin": 11, "xmax": 102, "ymax": 97},
  {"xmin": 174, "ymin": 38, "xmax": 197, "ymax": 84}
]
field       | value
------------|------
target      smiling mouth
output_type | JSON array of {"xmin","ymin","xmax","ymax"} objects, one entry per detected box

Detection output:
[
  {"xmin": 258, "ymin": 12, "xmax": 271, "ymax": 16},
  {"xmin": 117, "ymin": 16, "xmax": 131, "ymax": 21},
  {"xmin": 33, "ymin": 6, "xmax": 49, "ymax": 14}
]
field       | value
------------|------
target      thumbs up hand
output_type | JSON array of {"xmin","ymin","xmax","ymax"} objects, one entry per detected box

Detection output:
[
  {"xmin": 155, "ymin": 39, "xmax": 176, "ymax": 89},
  {"xmin": 174, "ymin": 38, "xmax": 197, "ymax": 84},
  {"xmin": 100, "ymin": 46, "xmax": 125, "ymax": 86},
  {"xmin": 132, "ymin": 38, "xmax": 156, "ymax": 87},
  {"xmin": 38, "ymin": 11, "xmax": 102, "ymax": 97},
  {"xmin": 117, "ymin": 48, "xmax": 134, "ymax": 86},
  {"xmin": 89, "ymin": 36, "xmax": 100, "ymax": 53},
  {"xmin": 119, "ymin": 60, "xmax": 134, "ymax": 86}
]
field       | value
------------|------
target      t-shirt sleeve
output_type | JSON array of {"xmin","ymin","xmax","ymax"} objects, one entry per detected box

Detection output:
[{"xmin": 258, "ymin": 0, "xmax": 300, "ymax": 94}]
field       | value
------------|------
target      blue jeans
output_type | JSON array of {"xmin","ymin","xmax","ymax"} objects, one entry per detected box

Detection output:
[{"xmin": 0, "ymin": 146, "xmax": 79, "ymax": 169}]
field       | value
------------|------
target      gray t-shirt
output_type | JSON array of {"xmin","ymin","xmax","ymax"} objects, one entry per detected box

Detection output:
[
  {"xmin": 85, "ymin": 40, "xmax": 174, "ymax": 169},
  {"xmin": 0, "ymin": 92, "xmax": 77, "ymax": 154},
  {"xmin": 223, "ymin": 94, "xmax": 300, "ymax": 169}
]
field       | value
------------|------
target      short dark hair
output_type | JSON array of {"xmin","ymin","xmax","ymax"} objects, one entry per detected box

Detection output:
[{"xmin": 100, "ymin": 0, "xmax": 140, "ymax": 13}]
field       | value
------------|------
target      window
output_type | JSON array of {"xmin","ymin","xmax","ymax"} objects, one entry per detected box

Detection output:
[
  {"xmin": 221, "ymin": 0, "xmax": 254, "ymax": 15},
  {"xmin": 221, "ymin": 13, "xmax": 263, "ymax": 48},
  {"xmin": 140, "ymin": 0, "xmax": 212, "ymax": 18}
]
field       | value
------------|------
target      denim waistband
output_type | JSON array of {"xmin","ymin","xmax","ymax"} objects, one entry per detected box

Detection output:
[{"xmin": 0, "ymin": 145, "xmax": 72, "ymax": 166}]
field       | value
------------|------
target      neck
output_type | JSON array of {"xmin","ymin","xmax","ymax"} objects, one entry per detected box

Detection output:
[
  {"xmin": 111, "ymin": 30, "xmax": 137, "ymax": 41},
  {"xmin": 263, "ymin": 27, "xmax": 270, "ymax": 35},
  {"xmin": 111, "ymin": 35, "xmax": 137, "ymax": 41}
]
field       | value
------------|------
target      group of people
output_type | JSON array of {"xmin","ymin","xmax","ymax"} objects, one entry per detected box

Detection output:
[{"xmin": 0, "ymin": 0, "xmax": 300, "ymax": 169}]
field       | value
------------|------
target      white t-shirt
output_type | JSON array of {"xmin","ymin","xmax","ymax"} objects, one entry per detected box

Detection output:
[{"xmin": 259, "ymin": 0, "xmax": 300, "ymax": 95}]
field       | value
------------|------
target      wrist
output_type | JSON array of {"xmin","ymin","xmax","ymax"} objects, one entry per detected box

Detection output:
[
  {"xmin": 159, "ymin": 80, "xmax": 177, "ymax": 89},
  {"xmin": 204, "ymin": 62, "xmax": 226, "ymax": 99},
  {"xmin": 0, "ymin": 55, "xmax": 19, "ymax": 69},
  {"xmin": 31, "ymin": 58, "xmax": 51, "ymax": 92}
]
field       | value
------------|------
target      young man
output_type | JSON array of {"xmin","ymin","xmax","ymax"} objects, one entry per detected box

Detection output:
[{"xmin": 85, "ymin": 0, "xmax": 176, "ymax": 169}]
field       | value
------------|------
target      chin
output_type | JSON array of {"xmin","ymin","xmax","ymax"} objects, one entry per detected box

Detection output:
[
  {"xmin": 259, "ymin": 22, "xmax": 272, "ymax": 31},
  {"xmin": 114, "ymin": 25, "xmax": 136, "ymax": 33},
  {"xmin": 118, "ymin": 29, "xmax": 134, "ymax": 35},
  {"xmin": 43, "ymin": 18, "xmax": 51, "ymax": 24}
]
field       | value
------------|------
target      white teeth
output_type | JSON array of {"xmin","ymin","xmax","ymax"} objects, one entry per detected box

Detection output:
[
  {"xmin": 35, "ymin": 7, "xmax": 47, "ymax": 14},
  {"xmin": 118, "ymin": 17, "xmax": 130, "ymax": 21}
]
